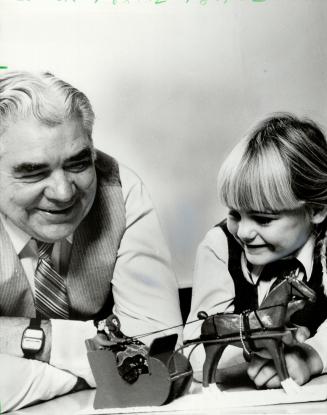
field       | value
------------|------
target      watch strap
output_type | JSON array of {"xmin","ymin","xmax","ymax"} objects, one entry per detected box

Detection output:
[
  {"xmin": 24, "ymin": 350, "xmax": 37, "ymax": 359},
  {"xmin": 22, "ymin": 317, "xmax": 45, "ymax": 359},
  {"xmin": 29, "ymin": 317, "xmax": 42, "ymax": 329}
]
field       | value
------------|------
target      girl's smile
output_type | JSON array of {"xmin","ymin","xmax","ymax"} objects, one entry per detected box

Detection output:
[
  {"xmin": 244, "ymin": 243, "xmax": 273, "ymax": 253},
  {"xmin": 227, "ymin": 208, "xmax": 313, "ymax": 266}
]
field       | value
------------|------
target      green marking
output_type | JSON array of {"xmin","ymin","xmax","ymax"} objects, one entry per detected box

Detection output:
[{"xmin": 0, "ymin": 66, "xmax": 8, "ymax": 69}]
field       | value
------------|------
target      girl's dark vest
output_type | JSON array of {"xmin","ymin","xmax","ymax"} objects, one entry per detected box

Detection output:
[{"xmin": 218, "ymin": 220, "xmax": 327, "ymax": 335}]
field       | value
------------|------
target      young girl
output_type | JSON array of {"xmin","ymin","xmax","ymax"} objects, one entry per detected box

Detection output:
[{"xmin": 184, "ymin": 113, "xmax": 327, "ymax": 388}]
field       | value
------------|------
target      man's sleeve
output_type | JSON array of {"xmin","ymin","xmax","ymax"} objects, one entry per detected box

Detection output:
[
  {"xmin": 111, "ymin": 164, "xmax": 183, "ymax": 345},
  {"xmin": 0, "ymin": 354, "xmax": 77, "ymax": 413},
  {"xmin": 0, "ymin": 317, "xmax": 95, "ymax": 412},
  {"xmin": 49, "ymin": 319, "xmax": 96, "ymax": 386}
]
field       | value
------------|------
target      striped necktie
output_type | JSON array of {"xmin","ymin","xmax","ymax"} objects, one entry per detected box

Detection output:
[{"xmin": 34, "ymin": 241, "xmax": 69, "ymax": 319}]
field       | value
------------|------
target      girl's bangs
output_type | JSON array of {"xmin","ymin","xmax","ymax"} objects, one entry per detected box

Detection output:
[{"xmin": 219, "ymin": 145, "xmax": 303, "ymax": 212}]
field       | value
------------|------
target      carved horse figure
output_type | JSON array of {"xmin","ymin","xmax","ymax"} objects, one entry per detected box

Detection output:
[{"xmin": 192, "ymin": 275, "xmax": 316, "ymax": 390}]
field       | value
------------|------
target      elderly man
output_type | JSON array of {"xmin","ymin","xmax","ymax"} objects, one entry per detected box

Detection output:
[{"xmin": 0, "ymin": 71, "xmax": 182, "ymax": 412}]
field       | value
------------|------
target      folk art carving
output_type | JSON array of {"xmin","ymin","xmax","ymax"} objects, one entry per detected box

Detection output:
[{"xmin": 86, "ymin": 273, "xmax": 316, "ymax": 409}]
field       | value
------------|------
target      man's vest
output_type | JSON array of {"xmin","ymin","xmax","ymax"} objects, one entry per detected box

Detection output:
[
  {"xmin": 0, "ymin": 151, "xmax": 126, "ymax": 321},
  {"xmin": 218, "ymin": 220, "xmax": 327, "ymax": 335}
]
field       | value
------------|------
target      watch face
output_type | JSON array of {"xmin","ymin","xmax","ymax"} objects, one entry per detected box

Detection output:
[{"xmin": 22, "ymin": 329, "xmax": 44, "ymax": 352}]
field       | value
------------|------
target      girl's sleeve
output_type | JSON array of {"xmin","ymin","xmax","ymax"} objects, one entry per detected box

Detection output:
[
  {"xmin": 305, "ymin": 319, "xmax": 327, "ymax": 373},
  {"xmin": 184, "ymin": 226, "xmax": 236, "ymax": 341},
  {"xmin": 183, "ymin": 226, "xmax": 238, "ymax": 373}
]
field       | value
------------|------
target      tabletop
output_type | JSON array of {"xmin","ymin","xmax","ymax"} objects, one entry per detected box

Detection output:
[{"xmin": 8, "ymin": 375, "xmax": 327, "ymax": 415}]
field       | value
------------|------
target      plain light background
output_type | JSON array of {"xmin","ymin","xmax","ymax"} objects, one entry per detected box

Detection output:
[{"xmin": 1, "ymin": 0, "xmax": 326, "ymax": 287}]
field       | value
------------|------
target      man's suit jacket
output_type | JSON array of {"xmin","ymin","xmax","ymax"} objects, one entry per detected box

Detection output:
[{"xmin": 0, "ymin": 151, "xmax": 126, "ymax": 320}]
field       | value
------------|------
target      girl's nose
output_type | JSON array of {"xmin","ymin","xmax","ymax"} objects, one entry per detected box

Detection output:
[{"xmin": 236, "ymin": 219, "xmax": 256, "ymax": 242}]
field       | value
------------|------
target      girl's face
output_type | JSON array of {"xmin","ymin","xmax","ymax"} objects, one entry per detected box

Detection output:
[{"xmin": 227, "ymin": 207, "xmax": 313, "ymax": 266}]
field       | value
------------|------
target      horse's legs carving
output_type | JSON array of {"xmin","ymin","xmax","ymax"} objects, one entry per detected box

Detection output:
[
  {"xmin": 259, "ymin": 339, "xmax": 289, "ymax": 382},
  {"xmin": 203, "ymin": 343, "xmax": 227, "ymax": 387}
]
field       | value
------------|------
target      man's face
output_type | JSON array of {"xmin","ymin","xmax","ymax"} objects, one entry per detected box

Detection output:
[
  {"xmin": 0, "ymin": 116, "xmax": 97, "ymax": 242},
  {"xmin": 227, "ymin": 208, "xmax": 312, "ymax": 266}
]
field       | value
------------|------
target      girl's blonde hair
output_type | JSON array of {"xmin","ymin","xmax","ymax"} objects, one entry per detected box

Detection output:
[{"xmin": 218, "ymin": 113, "xmax": 327, "ymax": 293}]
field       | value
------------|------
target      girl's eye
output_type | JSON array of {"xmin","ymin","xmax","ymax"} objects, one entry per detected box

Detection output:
[
  {"xmin": 251, "ymin": 215, "xmax": 278, "ymax": 225},
  {"xmin": 254, "ymin": 217, "xmax": 272, "ymax": 225},
  {"xmin": 228, "ymin": 210, "xmax": 241, "ymax": 221}
]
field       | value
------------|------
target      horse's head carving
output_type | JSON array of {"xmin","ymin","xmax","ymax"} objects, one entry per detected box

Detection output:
[
  {"xmin": 284, "ymin": 274, "xmax": 316, "ymax": 303},
  {"xmin": 260, "ymin": 274, "xmax": 316, "ymax": 309}
]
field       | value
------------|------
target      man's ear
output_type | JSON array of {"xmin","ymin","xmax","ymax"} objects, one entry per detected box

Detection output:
[{"xmin": 310, "ymin": 206, "xmax": 327, "ymax": 225}]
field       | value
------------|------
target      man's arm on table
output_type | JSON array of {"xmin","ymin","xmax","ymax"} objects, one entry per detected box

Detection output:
[
  {"xmin": 0, "ymin": 164, "xmax": 181, "ymax": 411},
  {"xmin": 0, "ymin": 317, "xmax": 82, "ymax": 412}
]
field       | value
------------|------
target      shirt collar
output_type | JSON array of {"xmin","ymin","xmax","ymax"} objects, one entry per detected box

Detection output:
[
  {"xmin": 0, "ymin": 213, "xmax": 73, "ymax": 255},
  {"xmin": 296, "ymin": 234, "xmax": 315, "ymax": 279}
]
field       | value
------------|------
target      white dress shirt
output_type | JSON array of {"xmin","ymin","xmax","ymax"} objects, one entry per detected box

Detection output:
[{"xmin": 0, "ymin": 164, "xmax": 182, "ymax": 412}]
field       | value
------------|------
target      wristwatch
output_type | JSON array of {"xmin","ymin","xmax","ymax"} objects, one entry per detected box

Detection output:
[{"xmin": 21, "ymin": 318, "xmax": 45, "ymax": 359}]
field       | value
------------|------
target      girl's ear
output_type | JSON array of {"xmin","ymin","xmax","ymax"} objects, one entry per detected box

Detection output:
[{"xmin": 310, "ymin": 206, "xmax": 327, "ymax": 225}]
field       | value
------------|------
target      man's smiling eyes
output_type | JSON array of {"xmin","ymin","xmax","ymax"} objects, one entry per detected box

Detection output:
[
  {"xmin": 13, "ymin": 149, "xmax": 94, "ymax": 182},
  {"xmin": 64, "ymin": 156, "xmax": 93, "ymax": 173},
  {"xmin": 13, "ymin": 163, "xmax": 49, "ymax": 182},
  {"xmin": 64, "ymin": 148, "xmax": 94, "ymax": 172}
]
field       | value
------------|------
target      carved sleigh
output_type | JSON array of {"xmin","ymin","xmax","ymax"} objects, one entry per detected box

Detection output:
[{"xmin": 86, "ymin": 331, "xmax": 192, "ymax": 409}]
